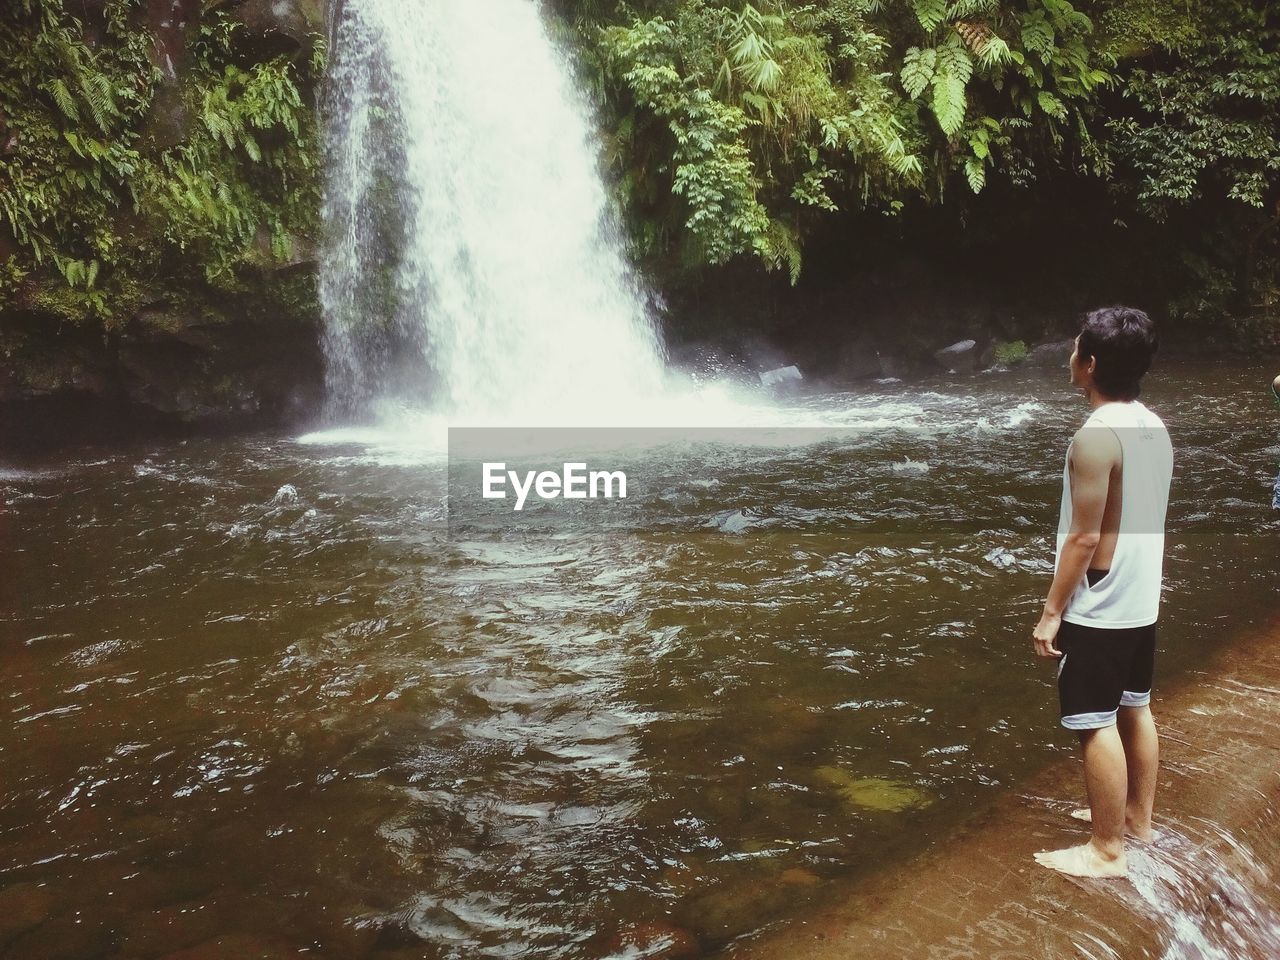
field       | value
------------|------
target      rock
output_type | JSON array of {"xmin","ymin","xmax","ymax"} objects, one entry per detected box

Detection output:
[
  {"xmin": 144, "ymin": 0, "xmax": 201, "ymax": 80},
  {"xmin": 1024, "ymin": 337, "xmax": 1076, "ymax": 368},
  {"xmin": 836, "ymin": 331, "xmax": 883, "ymax": 381},
  {"xmin": 933, "ymin": 338, "xmax": 978, "ymax": 374},
  {"xmin": 0, "ymin": 279, "xmax": 324, "ymax": 449},
  {"xmin": 680, "ymin": 876, "xmax": 792, "ymax": 942},
  {"xmin": 252, "ymin": 223, "xmax": 318, "ymax": 272},
  {"xmin": 814, "ymin": 767, "xmax": 932, "ymax": 812},
  {"xmin": 232, "ymin": 0, "xmax": 325, "ymax": 61},
  {"xmin": 876, "ymin": 352, "xmax": 911, "ymax": 381},
  {"xmin": 0, "ymin": 883, "xmax": 54, "ymax": 945},
  {"xmin": 141, "ymin": 82, "xmax": 192, "ymax": 150},
  {"xmin": 759, "ymin": 364, "xmax": 802, "ymax": 388}
]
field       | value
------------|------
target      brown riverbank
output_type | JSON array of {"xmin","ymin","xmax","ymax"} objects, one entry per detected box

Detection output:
[{"xmin": 729, "ymin": 615, "xmax": 1280, "ymax": 960}]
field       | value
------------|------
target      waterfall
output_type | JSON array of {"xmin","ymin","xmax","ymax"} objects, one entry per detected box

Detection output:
[{"xmin": 319, "ymin": 0, "xmax": 668, "ymax": 425}]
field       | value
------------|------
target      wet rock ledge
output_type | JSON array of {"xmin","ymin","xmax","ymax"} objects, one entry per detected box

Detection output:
[
  {"xmin": 0, "ymin": 283, "xmax": 324, "ymax": 449},
  {"xmin": 729, "ymin": 615, "xmax": 1280, "ymax": 960}
]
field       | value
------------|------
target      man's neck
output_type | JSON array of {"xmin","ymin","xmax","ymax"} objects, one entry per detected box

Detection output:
[{"xmin": 1085, "ymin": 386, "xmax": 1128, "ymax": 409}]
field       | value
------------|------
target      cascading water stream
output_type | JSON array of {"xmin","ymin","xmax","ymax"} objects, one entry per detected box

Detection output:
[{"xmin": 320, "ymin": 0, "xmax": 668, "ymax": 426}]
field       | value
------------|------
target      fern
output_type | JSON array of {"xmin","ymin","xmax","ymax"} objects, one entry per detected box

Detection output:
[
  {"xmin": 728, "ymin": 4, "xmax": 783, "ymax": 94},
  {"xmin": 912, "ymin": 0, "xmax": 948, "ymax": 33},
  {"xmin": 1037, "ymin": 90, "xmax": 1066, "ymax": 118},
  {"xmin": 1021, "ymin": 13, "xmax": 1056, "ymax": 59},
  {"xmin": 964, "ymin": 156, "xmax": 985, "ymax": 192},
  {"xmin": 936, "ymin": 35, "xmax": 974, "ymax": 85},
  {"xmin": 932, "ymin": 71, "xmax": 967, "ymax": 135},
  {"xmin": 977, "ymin": 35, "xmax": 1012, "ymax": 67},
  {"xmin": 47, "ymin": 77, "xmax": 78, "ymax": 120},
  {"xmin": 80, "ymin": 72, "xmax": 117, "ymax": 132},
  {"xmin": 901, "ymin": 46, "xmax": 936, "ymax": 99},
  {"xmin": 947, "ymin": 0, "xmax": 997, "ymax": 18}
]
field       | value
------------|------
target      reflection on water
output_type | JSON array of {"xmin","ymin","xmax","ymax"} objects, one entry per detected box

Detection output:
[{"xmin": 1, "ymin": 362, "xmax": 1278, "ymax": 958}]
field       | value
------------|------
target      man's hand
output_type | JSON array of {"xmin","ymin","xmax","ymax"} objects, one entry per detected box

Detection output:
[{"xmin": 1033, "ymin": 610, "xmax": 1063, "ymax": 658}]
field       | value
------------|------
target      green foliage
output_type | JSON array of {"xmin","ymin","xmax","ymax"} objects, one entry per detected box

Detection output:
[
  {"xmin": 0, "ymin": 0, "xmax": 322, "ymax": 325},
  {"xmin": 1098, "ymin": 2, "xmax": 1280, "ymax": 337},
  {"xmin": 993, "ymin": 339, "xmax": 1027, "ymax": 364},
  {"xmin": 1104, "ymin": 8, "xmax": 1280, "ymax": 215},
  {"xmin": 891, "ymin": 0, "xmax": 1110, "ymax": 194},
  {"xmin": 2, "ymin": 0, "xmax": 1275, "ymax": 342},
  {"xmin": 597, "ymin": 0, "xmax": 923, "ymax": 279},
  {"xmin": 580, "ymin": 0, "xmax": 1117, "ymax": 278}
]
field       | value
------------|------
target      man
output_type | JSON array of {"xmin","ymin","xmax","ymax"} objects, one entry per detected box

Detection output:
[{"xmin": 1031, "ymin": 306, "xmax": 1173, "ymax": 879}]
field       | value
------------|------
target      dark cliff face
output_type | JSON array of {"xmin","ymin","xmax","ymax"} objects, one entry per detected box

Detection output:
[
  {"xmin": 0, "ymin": 268, "xmax": 325, "ymax": 449},
  {"xmin": 0, "ymin": 0, "xmax": 329, "ymax": 449}
]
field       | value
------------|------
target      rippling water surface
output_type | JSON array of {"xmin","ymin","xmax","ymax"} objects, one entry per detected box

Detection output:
[{"xmin": 2, "ymin": 362, "xmax": 1277, "ymax": 958}]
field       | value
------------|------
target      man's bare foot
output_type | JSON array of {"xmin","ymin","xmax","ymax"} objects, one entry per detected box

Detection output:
[
  {"xmin": 1034, "ymin": 842, "xmax": 1127, "ymax": 878},
  {"xmin": 1070, "ymin": 808, "xmax": 1155, "ymax": 842}
]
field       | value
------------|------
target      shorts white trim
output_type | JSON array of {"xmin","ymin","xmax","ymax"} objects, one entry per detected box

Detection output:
[
  {"xmin": 1120, "ymin": 689, "xmax": 1151, "ymax": 707},
  {"xmin": 1061, "ymin": 708, "xmax": 1118, "ymax": 731}
]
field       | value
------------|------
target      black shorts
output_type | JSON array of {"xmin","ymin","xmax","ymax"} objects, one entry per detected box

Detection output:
[{"xmin": 1056, "ymin": 619, "xmax": 1156, "ymax": 730}]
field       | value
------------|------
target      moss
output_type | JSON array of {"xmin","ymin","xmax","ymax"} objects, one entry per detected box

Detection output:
[{"xmin": 992, "ymin": 339, "xmax": 1028, "ymax": 365}]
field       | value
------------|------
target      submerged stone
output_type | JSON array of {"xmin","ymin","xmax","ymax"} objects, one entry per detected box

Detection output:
[{"xmin": 814, "ymin": 767, "xmax": 932, "ymax": 812}]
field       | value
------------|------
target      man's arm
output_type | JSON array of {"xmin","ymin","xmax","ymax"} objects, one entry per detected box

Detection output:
[
  {"xmin": 1271, "ymin": 373, "xmax": 1280, "ymax": 408},
  {"xmin": 1033, "ymin": 427, "xmax": 1119, "ymax": 658}
]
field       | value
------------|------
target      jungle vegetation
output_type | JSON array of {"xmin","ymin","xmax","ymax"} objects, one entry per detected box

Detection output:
[
  {"xmin": 559, "ymin": 0, "xmax": 1280, "ymax": 343},
  {"xmin": 0, "ymin": 0, "xmax": 322, "ymax": 327},
  {"xmin": 0, "ymin": 0, "xmax": 1277, "ymax": 346}
]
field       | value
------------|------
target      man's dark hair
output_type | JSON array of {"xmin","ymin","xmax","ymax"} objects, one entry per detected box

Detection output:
[{"xmin": 1077, "ymin": 306, "xmax": 1158, "ymax": 400}]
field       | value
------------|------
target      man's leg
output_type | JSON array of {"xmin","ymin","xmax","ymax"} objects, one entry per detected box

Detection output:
[
  {"xmin": 1117, "ymin": 704, "xmax": 1157, "ymax": 840},
  {"xmin": 1071, "ymin": 705, "xmax": 1159, "ymax": 840},
  {"xmin": 1035, "ymin": 723, "xmax": 1128, "ymax": 877}
]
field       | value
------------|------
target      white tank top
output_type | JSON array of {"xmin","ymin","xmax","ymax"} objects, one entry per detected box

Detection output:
[{"xmin": 1054, "ymin": 400, "xmax": 1174, "ymax": 628}]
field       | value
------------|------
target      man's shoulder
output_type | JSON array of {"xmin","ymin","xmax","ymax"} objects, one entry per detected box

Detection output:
[
  {"xmin": 1069, "ymin": 422, "xmax": 1122, "ymax": 467},
  {"xmin": 1085, "ymin": 401, "xmax": 1172, "ymax": 441}
]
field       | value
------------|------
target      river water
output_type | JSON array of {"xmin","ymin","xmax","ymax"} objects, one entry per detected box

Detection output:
[{"xmin": 2, "ymin": 360, "xmax": 1277, "ymax": 959}]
